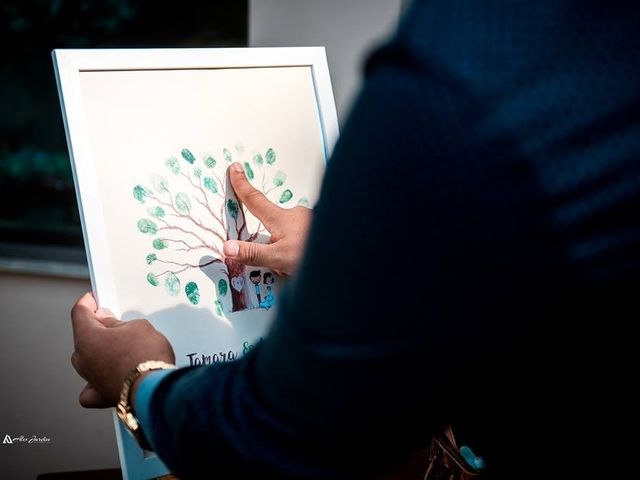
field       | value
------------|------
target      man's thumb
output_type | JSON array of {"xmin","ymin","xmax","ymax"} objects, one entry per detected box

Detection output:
[
  {"xmin": 96, "ymin": 308, "xmax": 124, "ymax": 328},
  {"xmin": 224, "ymin": 240, "xmax": 272, "ymax": 267}
]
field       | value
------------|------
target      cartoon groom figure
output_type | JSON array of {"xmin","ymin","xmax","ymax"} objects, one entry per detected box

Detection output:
[{"xmin": 249, "ymin": 270, "xmax": 262, "ymax": 306}]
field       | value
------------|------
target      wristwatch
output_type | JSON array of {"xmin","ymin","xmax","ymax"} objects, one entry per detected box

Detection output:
[{"xmin": 116, "ymin": 360, "xmax": 177, "ymax": 450}]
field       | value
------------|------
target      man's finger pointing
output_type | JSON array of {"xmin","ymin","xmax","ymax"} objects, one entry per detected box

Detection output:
[{"xmin": 228, "ymin": 162, "xmax": 281, "ymax": 228}]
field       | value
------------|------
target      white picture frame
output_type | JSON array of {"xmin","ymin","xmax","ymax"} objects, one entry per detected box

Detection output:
[{"xmin": 52, "ymin": 47, "xmax": 339, "ymax": 480}]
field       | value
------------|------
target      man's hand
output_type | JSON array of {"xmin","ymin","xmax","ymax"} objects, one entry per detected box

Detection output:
[
  {"xmin": 223, "ymin": 162, "xmax": 312, "ymax": 276},
  {"xmin": 70, "ymin": 293, "xmax": 174, "ymax": 408}
]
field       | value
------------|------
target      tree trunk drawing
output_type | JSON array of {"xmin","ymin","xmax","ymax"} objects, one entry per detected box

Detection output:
[{"xmin": 225, "ymin": 258, "xmax": 247, "ymax": 312}]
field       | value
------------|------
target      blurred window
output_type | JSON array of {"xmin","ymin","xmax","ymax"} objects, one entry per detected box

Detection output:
[{"xmin": 1, "ymin": 0, "xmax": 247, "ymax": 250}]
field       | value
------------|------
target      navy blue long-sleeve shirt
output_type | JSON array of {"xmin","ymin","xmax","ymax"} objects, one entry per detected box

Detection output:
[{"xmin": 143, "ymin": 1, "xmax": 640, "ymax": 477}]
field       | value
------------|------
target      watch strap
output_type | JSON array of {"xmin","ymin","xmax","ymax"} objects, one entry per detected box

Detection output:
[{"xmin": 117, "ymin": 360, "xmax": 177, "ymax": 450}]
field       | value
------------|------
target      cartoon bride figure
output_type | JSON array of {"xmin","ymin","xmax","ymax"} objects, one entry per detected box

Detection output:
[{"xmin": 258, "ymin": 272, "xmax": 276, "ymax": 310}]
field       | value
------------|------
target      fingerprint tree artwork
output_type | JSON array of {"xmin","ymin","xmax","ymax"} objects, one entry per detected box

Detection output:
[{"xmin": 132, "ymin": 145, "xmax": 308, "ymax": 315}]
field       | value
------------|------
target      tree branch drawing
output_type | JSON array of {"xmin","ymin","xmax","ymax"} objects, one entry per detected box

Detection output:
[{"xmin": 132, "ymin": 145, "xmax": 309, "ymax": 315}]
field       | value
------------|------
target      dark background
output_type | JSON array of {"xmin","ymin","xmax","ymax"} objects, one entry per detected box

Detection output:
[{"xmin": 0, "ymin": 0, "xmax": 248, "ymax": 248}]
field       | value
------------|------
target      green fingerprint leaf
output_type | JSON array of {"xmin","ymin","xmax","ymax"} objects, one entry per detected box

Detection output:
[
  {"xmin": 164, "ymin": 273, "xmax": 180, "ymax": 296},
  {"xmin": 193, "ymin": 167, "xmax": 202, "ymax": 178},
  {"xmin": 273, "ymin": 171, "xmax": 287, "ymax": 187},
  {"xmin": 185, "ymin": 281, "xmax": 200, "ymax": 305},
  {"xmin": 244, "ymin": 162, "xmax": 254, "ymax": 180},
  {"xmin": 146, "ymin": 272, "xmax": 159, "ymax": 286},
  {"xmin": 217, "ymin": 279, "xmax": 228, "ymax": 297},
  {"xmin": 150, "ymin": 174, "xmax": 168, "ymax": 193},
  {"xmin": 175, "ymin": 193, "xmax": 191, "ymax": 213},
  {"xmin": 227, "ymin": 199, "xmax": 239, "ymax": 219},
  {"xmin": 133, "ymin": 185, "xmax": 151, "ymax": 203},
  {"xmin": 223, "ymin": 148, "xmax": 233, "ymax": 163},
  {"xmin": 153, "ymin": 238, "xmax": 168, "ymax": 250},
  {"xmin": 203, "ymin": 177, "xmax": 218, "ymax": 194},
  {"xmin": 137, "ymin": 218, "xmax": 158, "ymax": 235},
  {"xmin": 146, "ymin": 253, "xmax": 157, "ymax": 265},
  {"xmin": 204, "ymin": 156, "xmax": 216, "ymax": 168},
  {"xmin": 278, "ymin": 189, "xmax": 293, "ymax": 204},
  {"xmin": 214, "ymin": 299, "xmax": 223, "ymax": 316},
  {"xmin": 253, "ymin": 153, "xmax": 264, "ymax": 165},
  {"xmin": 297, "ymin": 197, "xmax": 310, "ymax": 207},
  {"xmin": 181, "ymin": 148, "xmax": 196, "ymax": 164},
  {"xmin": 147, "ymin": 206, "xmax": 165, "ymax": 218},
  {"xmin": 165, "ymin": 157, "xmax": 180, "ymax": 174},
  {"xmin": 265, "ymin": 148, "xmax": 276, "ymax": 165}
]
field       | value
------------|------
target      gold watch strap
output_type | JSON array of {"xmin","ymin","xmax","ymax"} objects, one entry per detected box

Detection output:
[{"xmin": 117, "ymin": 360, "xmax": 177, "ymax": 450}]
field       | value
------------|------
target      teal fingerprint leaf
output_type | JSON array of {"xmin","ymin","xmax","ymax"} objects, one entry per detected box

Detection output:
[
  {"xmin": 244, "ymin": 162, "xmax": 255, "ymax": 180},
  {"xmin": 181, "ymin": 148, "xmax": 196, "ymax": 164},
  {"xmin": 164, "ymin": 273, "xmax": 180, "ymax": 296},
  {"xmin": 265, "ymin": 148, "xmax": 276, "ymax": 165},
  {"xmin": 227, "ymin": 199, "xmax": 239, "ymax": 219},
  {"xmin": 297, "ymin": 197, "xmax": 310, "ymax": 207},
  {"xmin": 165, "ymin": 156, "xmax": 180, "ymax": 174},
  {"xmin": 278, "ymin": 189, "xmax": 293, "ymax": 204},
  {"xmin": 146, "ymin": 272, "xmax": 159, "ymax": 286},
  {"xmin": 273, "ymin": 171, "xmax": 287, "ymax": 187},
  {"xmin": 223, "ymin": 148, "xmax": 232, "ymax": 163},
  {"xmin": 147, "ymin": 206, "xmax": 165, "ymax": 218},
  {"xmin": 145, "ymin": 253, "xmax": 157, "ymax": 265},
  {"xmin": 203, "ymin": 177, "xmax": 218, "ymax": 194},
  {"xmin": 150, "ymin": 174, "xmax": 168, "ymax": 193},
  {"xmin": 204, "ymin": 156, "xmax": 216, "ymax": 168},
  {"xmin": 253, "ymin": 153, "xmax": 264, "ymax": 165},
  {"xmin": 137, "ymin": 218, "xmax": 158, "ymax": 235},
  {"xmin": 193, "ymin": 167, "xmax": 202, "ymax": 178},
  {"xmin": 217, "ymin": 279, "xmax": 228, "ymax": 297},
  {"xmin": 175, "ymin": 193, "xmax": 191, "ymax": 213},
  {"xmin": 153, "ymin": 238, "xmax": 168, "ymax": 250},
  {"xmin": 185, "ymin": 282, "xmax": 200, "ymax": 305},
  {"xmin": 133, "ymin": 185, "xmax": 151, "ymax": 203},
  {"xmin": 214, "ymin": 299, "xmax": 223, "ymax": 316}
]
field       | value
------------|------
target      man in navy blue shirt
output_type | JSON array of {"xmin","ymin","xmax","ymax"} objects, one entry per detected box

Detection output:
[{"xmin": 70, "ymin": 1, "xmax": 640, "ymax": 477}]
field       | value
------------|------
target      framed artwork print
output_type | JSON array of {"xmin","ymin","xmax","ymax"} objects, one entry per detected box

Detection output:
[{"xmin": 53, "ymin": 47, "xmax": 339, "ymax": 480}]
